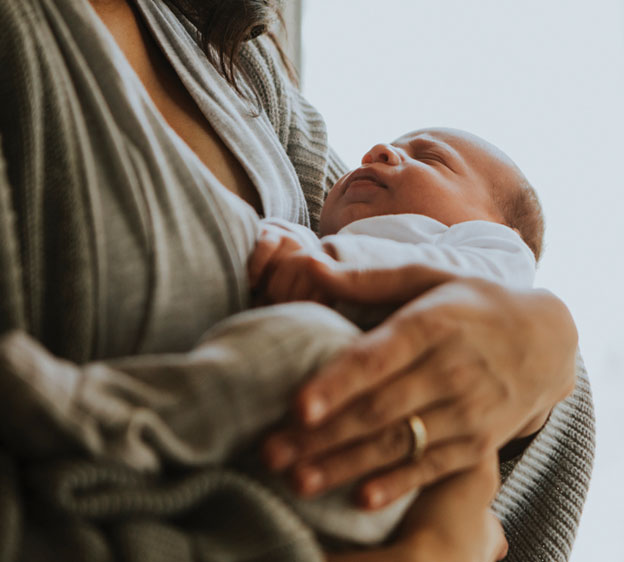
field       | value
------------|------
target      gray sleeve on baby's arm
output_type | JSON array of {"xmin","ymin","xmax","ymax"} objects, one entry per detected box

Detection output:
[
  {"xmin": 206, "ymin": 303, "xmax": 414, "ymax": 546},
  {"xmin": 188, "ymin": 303, "xmax": 416, "ymax": 546}
]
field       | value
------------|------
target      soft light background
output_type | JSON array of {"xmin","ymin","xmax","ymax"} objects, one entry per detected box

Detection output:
[{"xmin": 299, "ymin": 1, "xmax": 624, "ymax": 559}]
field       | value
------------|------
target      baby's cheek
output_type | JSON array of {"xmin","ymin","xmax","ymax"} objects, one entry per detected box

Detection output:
[
  {"xmin": 319, "ymin": 190, "xmax": 341, "ymax": 235},
  {"xmin": 334, "ymin": 203, "xmax": 383, "ymax": 232}
]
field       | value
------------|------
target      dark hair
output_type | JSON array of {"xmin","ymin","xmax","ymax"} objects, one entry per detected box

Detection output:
[
  {"xmin": 166, "ymin": 0, "xmax": 296, "ymax": 99},
  {"xmin": 495, "ymin": 179, "xmax": 545, "ymax": 261}
]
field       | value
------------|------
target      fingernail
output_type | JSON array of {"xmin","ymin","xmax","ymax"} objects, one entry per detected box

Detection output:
[
  {"xmin": 295, "ymin": 465, "xmax": 325, "ymax": 495},
  {"xmin": 304, "ymin": 395, "xmax": 327, "ymax": 424},
  {"xmin": 264, "ymin": 437, "xmax": 297, "ymax": 470},
  {"xmin": 365, "ymin": 487, "xmax": 387, "ymax": 509}
]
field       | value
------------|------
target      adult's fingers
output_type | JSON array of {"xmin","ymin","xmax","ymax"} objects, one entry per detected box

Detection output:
[
  {"xmin": 288, "ymin": 422, "xmax": 414, "ymax": 497},
  {"xmin": 265, "ymin": 368, "xmax": 452, "ymax": 472},
  {"xmin": 295, "ymin": 309, "xmax": 451, "ymax": 426},
  {"xmin": 266, "ymin": 407, "xmax": 488, "ymax": 505},
  {"xmin": 295, "ymin": 436, "xmax": 487, "ymax": 504},
  {"xmin": 310, "ymin": 261, "xmax": 457, "ymax": 305},
  {"xmin": 265, "ymin": 330, "xmax": 503, "ymax": 479},
  {"xmin": 355, "ymin": 439, "xmax": 488, "ymax": 509}
]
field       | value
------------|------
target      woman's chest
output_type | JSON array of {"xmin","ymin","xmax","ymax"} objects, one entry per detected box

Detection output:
[{"xmin": 90, "ymin": 0, "xmax": 262, "ymax": 213}]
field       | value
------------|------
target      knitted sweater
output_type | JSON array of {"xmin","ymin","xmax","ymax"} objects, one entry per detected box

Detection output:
[{"xmin": 0, "ymin": 0, "xmax": 594, "ymax": 561}]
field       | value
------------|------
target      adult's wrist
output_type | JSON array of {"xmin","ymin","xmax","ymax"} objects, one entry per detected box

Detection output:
[
  {"xmin": 324, "ymin": 544, "xmax": 428, "ymax": 562},
  {"xmin": 527, "ymin": 289, "xmax": 578, "ymax": 401}
]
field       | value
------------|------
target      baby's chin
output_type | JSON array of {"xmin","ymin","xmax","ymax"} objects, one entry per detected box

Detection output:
[{"xmin": 319, "ymin": 203, "xmax": 382, "ymax": 236}]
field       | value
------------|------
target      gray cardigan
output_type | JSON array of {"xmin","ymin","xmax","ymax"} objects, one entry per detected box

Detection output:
[{"xmin": 0, "ymin": 0, "xmax": 594, "ymax": 560}]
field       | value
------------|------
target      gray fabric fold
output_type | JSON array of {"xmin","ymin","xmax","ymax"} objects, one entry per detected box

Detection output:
[{"xmin": 0, "ymin": 303, "xmax": 414, "ymax": 548}]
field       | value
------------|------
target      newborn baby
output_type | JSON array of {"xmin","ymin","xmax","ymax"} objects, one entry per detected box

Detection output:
[
  {"xmin": 249, "ymin": 127, "xmax": 543, "ymax": 308},
  {"xmin": 244, "ymin": 127, "xmax": 544, "ymax": 544}
]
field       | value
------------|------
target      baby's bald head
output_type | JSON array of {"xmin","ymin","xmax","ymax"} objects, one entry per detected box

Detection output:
[
  {"xmin": 321, "ymin": 127, "xmax": 545, "ymax": 260},
  {"xmin": 410, "ymin": 128, "xmax": 545, "ymax": 260}
]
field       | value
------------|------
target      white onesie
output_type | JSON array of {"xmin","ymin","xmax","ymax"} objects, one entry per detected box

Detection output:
[{"xmin": 265, "ymin": 213, "xmax": 536, "ymax": 288}]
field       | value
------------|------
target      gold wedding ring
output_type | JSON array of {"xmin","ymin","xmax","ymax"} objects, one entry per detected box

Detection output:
[{"xmin": 406, "ymin": 414, "xmax": 428, "ymax": 460}]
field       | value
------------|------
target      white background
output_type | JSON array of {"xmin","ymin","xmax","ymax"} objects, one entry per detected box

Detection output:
[{"xmin": 300, "ymin": 1, "xmax": 624, "ymax": 559}]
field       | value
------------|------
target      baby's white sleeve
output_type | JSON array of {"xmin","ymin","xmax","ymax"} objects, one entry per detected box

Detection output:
[
  {"xmin": 258, "ymin": 217, "xmax": 322, "ymax": 252},
  {"xmin": 322, "ymin": 217, "xmax": 536, "ymax": 288}
]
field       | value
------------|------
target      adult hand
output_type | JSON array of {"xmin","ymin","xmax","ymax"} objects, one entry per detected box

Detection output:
[
  {"xmin": 264, "ymin": 266, "xmax": 577, "ymax": 508},
  {"xmin": 388, "ymin": 457, "xmax": 508, "ymax": 562},
  {"xmin": 327, "ymin": 458, "xmax": 508, "ymax": 562}
]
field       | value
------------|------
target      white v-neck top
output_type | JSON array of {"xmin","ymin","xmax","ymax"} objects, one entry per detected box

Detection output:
[
  {"xmin": 132, "ymin": 0, "xmax": 309, "ymax": 224},
  {"xmin": 45, "ymin": 0, "xmax": 310, "ymax": 356}
]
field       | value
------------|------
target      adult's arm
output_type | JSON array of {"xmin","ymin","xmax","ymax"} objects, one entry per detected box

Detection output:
[
  {"xmin": 327, "ymin": 457, "xmax": 508, "ymax": 562},
  {"xmin": 265, "ymin": 270, "xmax": 578, "ymax": 502},
  {"xmin": 264, "ymin": 266, "xmax": 595, "ymax": 561}
]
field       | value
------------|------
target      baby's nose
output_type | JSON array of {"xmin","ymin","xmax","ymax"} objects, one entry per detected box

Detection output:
[{"xmin": 362, "ymin": 143, "xmax": 401, "ymax": 165}]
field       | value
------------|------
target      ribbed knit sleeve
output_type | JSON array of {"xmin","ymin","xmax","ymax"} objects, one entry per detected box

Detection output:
[
  {"xmin": 239, "ymin": 38, "xmax": 348, "ymax": 234},
  {"xmin": 494, "ymin": 353, "xmax": 595, "ymax": 561},
  {"xmin": 0, "ymin": 136, "xmax": 26, "ymax": 334},
  {"xmin": 0, "ymin": 0, "xmax": 98, "ymax": 360}
]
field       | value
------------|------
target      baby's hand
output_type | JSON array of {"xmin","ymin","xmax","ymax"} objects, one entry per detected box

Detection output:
[
  {"xmin": 248, "ymin": 225, "xmax": 335, "ymax": 305},
  {"xmin": 248, "ymin": 224, "xmax": 304, "ymax": 289}
]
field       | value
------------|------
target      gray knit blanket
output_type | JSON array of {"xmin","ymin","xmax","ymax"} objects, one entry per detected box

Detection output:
[{"xmin": 0, "ymin": 0, "xmax": 594, "ymax": 560}]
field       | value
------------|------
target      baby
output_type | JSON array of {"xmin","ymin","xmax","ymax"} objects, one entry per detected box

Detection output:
[
  {"xmin": 249, "ymin": 127, "xmax": 543, "ymax": 309},
  {"xmin": 243, "ymin": 127, "xmax": 544, "ymax": 546}
]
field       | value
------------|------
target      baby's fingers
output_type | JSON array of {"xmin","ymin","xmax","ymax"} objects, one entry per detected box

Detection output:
[{"xmin": 248, "ymin": 235, "xmax": 280, "ymax": 288}]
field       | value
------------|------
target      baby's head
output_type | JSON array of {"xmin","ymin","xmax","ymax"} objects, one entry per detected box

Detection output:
[{"xmin": 319, "ymin": 127, "xmax": 544, "ymax": 260}]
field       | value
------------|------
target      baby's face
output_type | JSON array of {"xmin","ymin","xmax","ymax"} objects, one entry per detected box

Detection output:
[{"xmin": 319, "ymin": 128, "xmax": 517, "ymax": 236}]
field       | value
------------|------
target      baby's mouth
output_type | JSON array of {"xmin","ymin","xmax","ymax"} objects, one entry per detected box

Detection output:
[
  {"xmin": 341, "ymin": 169, "xmax": 388, "ymax": 203},
  {"xmin": 345, "ymin": 169, "xmax": 387, "ymax": 191}
]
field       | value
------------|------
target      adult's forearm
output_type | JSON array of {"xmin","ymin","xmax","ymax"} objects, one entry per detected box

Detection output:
[
  {"xmin": 325, "ymin": 541, "xmax": 436, "ymax": 562},
  {"xmin": 325, "ymin": 548, "xmax": 412, "ymax": 562},
  {"xmin": 509, "ymin": 287, "xmax": 578, "ymax": 438},
  {"xmin": 265, "ymin": 277, "xmax": 580, "ymax": 507}
]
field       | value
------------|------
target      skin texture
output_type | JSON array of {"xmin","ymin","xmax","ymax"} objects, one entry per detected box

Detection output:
[{"xmin": 319, "ymin": 128, "xmax": 526, "ymax": 236}]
